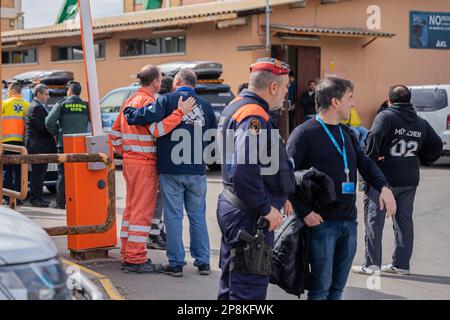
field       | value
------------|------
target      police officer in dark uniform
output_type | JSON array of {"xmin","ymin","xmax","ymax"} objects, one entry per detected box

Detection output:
[
  {"xmin": 216, "ymin": 58, "xmax": 296, "ymax": 300},
  {"xmin": 45, "ymin": 81, "xmax": 90, "ymax": 209}
]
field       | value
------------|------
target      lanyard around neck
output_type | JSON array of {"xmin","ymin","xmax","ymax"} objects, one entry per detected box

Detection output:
[{"xmin": 316, "ymin": 115, "xmax": 350, "ymax": 181}]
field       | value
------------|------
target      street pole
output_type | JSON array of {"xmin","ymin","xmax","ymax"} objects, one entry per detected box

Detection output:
[
  {"xmin": 77, "ymin": 0, "xmax": 102, "ymax": 136},
  {"xmin": 266, "ymin": 0, "xmax": 270, "ymax": 52}
]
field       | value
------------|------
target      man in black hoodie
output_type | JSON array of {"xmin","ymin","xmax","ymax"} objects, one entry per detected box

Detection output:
[{"xmin": 352, "ymin": 85, "xmax": 443, "ymax": 276}]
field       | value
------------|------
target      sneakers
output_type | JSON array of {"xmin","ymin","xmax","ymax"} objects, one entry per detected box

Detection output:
[
  {"xmin": 123, "ymin": 260, "xmax": 163, "ymax": 274},
  {"xmin": 50, "ymin": 202, "xmax": 65, "ymax": 209},
  {"xmin": 146, "ymin": 234, "xmax": 167, "ymax": 250},
  {"xmin": 197, "ymin": 263, "xmax": 211, "ymax": 276},
  {"xmin": 351, "ymin": 265, "xmax": 379, "ymax": 275},
  {"xmin": 162, "ymin": 264, "xmax": 183, "ymax": 277},
  {"xmin": 381, "ymin": 264, "xmax": 410, "ymax": 275}
]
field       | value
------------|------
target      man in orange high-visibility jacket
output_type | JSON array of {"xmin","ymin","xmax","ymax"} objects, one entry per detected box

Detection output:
[
  {"xmin": 110, "ymin": 64, "xmax": 195, "ymax": 274},
  {"xmin": 2, "ymin": 82, "xmax": 30, "ymax": 204}
]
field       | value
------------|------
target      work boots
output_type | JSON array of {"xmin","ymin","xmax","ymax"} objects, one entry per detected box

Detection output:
[{"xmin": 123, "ymin": 260, "xmax": 163, "ymax": 274}]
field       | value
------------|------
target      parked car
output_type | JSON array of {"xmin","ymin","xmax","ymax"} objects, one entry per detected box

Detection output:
[
  {"xmin": 410, "ymin": 84, "xmax": 450, "ymax": 157},
  {"xmin": 0, "ymin": 206, "xmax": 103, "ymax": 300},
  {"xmin": 2, "ymin": 80, "xmax": 33, "ymax": 103},
  {"xmin": 8, "ymin": 70, "xmax": 74, "ymax": 108}
]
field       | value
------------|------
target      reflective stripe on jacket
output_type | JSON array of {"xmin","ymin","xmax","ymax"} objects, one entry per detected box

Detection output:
[
  {"xmin": 2, "ymin": 96, "xmax": 30, "ymax": 143},
  {"xmin": 109, "ymin": 87, "xmax": 184, "ymax": 164}
]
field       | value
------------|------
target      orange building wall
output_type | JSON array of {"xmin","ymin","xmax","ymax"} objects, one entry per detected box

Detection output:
[
  {"xmin": 1, "ymin": 19, "xmax": 14, "ymax": 31},
  {"xmin": 2, "ymin": 0, "xmax": 450, "ymax": 126},
  {"xmin": 123, "ymin": 0, "xmax": 134, "ymax": 13},
  {"xmin": 182, "ymin": 0, "xmax": 215, "ymax": 5},
  {"xmin": 267, "ymin": 0, "xmax": 450, "ymax": 125},
  {"xmin": 2, "ymin": 0, "xmax": 15, "ymax": 8}
]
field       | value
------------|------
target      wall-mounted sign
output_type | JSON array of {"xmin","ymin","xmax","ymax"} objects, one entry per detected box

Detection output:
[{"xmin": 410, "ymin": 11, "xmax": 450, "ymax": 50}]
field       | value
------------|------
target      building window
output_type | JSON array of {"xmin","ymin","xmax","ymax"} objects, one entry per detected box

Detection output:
[
  {"xmin": 2, "ymin": 48, "xmax": 38, "ymax": 65},
  {"xmin": 52, "ymin": 42, "xmax": 105, "ymax": 61},
  {"xmin": 121, "ymin": 36, "xmax": 186, "ymax": 57},
  {"xmin": 133, "ymin": 0, "xmax": 145, "ymax": 11}
]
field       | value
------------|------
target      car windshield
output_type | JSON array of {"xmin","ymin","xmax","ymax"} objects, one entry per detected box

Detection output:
[
  {"xmin": 47, "ymin": 96, "xmax": 65, "ymax": 108},
  {"xmin": 411, "ymin": 88, "xmax": 448, "ymax": 112}
]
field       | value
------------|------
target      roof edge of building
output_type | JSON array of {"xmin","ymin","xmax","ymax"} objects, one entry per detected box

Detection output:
[
  {"xmin": 268, "ymin": 23, "xmax": 397, "ymax": 38},
  {"xmin": 1, "ymin": 0, "xmax": 304, "ymax": 43}
]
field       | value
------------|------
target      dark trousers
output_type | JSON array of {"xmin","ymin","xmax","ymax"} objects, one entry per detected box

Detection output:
[
  {"xmin": 307, "ymin": 220, "xmax": 357, "ymax": 300},
  {"xmin": 3, "ymin": 142, "xmax": 23, "ymax": 201},
  {"xmin": 56, "ymin": 163, "xmax": 66, "ymax": 207},
  {"xmin": 3, "ymin": 164, "xmax": 21, "ymax": 200},
  {"xmin": 29, "ymin": 163, "xmax": 48, "ymax": 201},
  {"xmin": 363, "ymin": 186, "xmax": 417, "ymax": 270},
  {"xmin": 56, "ymin": 147, "xmax": 66, "ymax": 207},
  {"xmin": 216, "ymin": 193, "xmax": 273, "ymax": 300}
]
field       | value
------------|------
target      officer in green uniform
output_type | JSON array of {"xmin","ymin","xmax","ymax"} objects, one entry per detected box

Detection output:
[{"xmin": 45, "ymin": 81, "xmax": 90, "ymax": 209}]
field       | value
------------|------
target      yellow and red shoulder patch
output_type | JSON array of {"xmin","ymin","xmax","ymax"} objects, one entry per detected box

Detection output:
[{"xmin": 248, "ymin": 118, "xmax": 261, "ymax": 135}]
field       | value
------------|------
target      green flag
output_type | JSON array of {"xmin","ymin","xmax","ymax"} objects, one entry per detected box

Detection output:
[
  {"xmin": 55, "ymin": 0, "xmax": 79, "ymax": 24},
  {"xmin": 144, "ymin": 0, "xmax": 162, "ymax": 10}
]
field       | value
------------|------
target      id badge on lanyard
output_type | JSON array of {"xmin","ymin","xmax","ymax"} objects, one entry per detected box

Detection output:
[{"xmin": 316, "ymin": 115, "xmax": 355, "ymax": 195}]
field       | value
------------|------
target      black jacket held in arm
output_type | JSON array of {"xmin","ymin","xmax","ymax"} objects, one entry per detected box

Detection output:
[{"xmin": 270, "ymin": 213, "xmax": 310, "ymax": 298}]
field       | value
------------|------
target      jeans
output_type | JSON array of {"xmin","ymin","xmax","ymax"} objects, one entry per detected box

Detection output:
[
  {"xmin": 308, "ymin": 220, "xmax": 358, "ymax": 300},
  {"xmin": 159, "ymin": 174, "xmax": 210, "ymax": 267}
]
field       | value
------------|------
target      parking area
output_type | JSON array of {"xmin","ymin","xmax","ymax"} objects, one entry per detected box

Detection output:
[{"xmin": 14, "ymin": 160, "xmax": 450, "ymax": 300}]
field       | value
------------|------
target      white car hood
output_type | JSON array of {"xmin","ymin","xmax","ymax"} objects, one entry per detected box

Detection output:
[{"xmin": 0, "ymin": 207, "xmax": 57, "ymax": 265}]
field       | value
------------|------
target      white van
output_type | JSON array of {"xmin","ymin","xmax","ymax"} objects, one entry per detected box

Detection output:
[{"xmin": 409, "ymin": 84, "xmax": 450, "ymax": 157}]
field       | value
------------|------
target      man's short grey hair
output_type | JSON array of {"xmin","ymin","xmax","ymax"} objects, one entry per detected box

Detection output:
[
  {"xmin": 33, "ymin": 84, "xmax": 48, "ymax": 96},
  {"xmin": 249, "ymin": 71, "xmax": 283, "ymax": 91},
  {"xmin": 176, "ymin": 68, "xmax": 197, "ymax": 87},
  {"xmin": 315, "ymin": 77, "xmax": 354, "ymax": 112}
]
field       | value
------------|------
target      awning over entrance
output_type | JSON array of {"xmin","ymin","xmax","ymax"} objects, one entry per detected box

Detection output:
[{"xmin": 267, "ymin": 23, "xmax": 396, "ymax": 38}]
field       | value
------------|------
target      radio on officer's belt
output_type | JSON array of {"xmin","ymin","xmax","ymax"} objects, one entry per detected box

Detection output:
[{"xmin": 230, "ymin": 217, "xmax": 272, "ymax": 276}]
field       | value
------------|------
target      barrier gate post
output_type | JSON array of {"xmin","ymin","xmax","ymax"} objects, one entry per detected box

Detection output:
[{"xmin": 64, "ymin": 133, "xmax": 117, "ymax": 260}]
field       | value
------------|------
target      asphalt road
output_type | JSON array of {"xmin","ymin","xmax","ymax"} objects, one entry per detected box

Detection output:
[{"xmin": 16, "ymin": 159, "xmax": 450, "ymax": 300}]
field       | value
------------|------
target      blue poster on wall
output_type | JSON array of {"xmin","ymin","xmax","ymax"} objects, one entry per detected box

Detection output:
[{"xmin": 410, "ymin": 11, "xmax": 450, "ymax": 50}]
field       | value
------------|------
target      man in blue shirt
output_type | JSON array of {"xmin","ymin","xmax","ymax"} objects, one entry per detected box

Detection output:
[{"xmin": 124, "ymin": 69, "xmax": 217, "ymax": 277}]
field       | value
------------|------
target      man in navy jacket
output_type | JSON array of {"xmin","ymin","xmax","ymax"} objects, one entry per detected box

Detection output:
[{"xmin": 124, "ymin": 69, "xmax": 217, "ymax": 277}]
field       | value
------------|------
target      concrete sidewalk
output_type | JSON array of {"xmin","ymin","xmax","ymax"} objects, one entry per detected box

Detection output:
[{"xmin": 16, "ymin": 161, "xmax": 450, "ymax": 300}]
